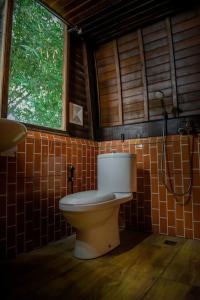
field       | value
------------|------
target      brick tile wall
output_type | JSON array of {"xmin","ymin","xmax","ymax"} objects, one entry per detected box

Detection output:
[
  {"xmin": 1, "ymin": 131, "xmax": 200, "ymax": 258},
  {"xmin": 0, "ymin": 131, "xmax": 98, "ymax": 258},
  {"xmin": 99, "ymin": 135, "xmax": 200, "ymax": 240}
]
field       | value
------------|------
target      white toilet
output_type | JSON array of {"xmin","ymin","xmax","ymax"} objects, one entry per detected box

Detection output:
[{"xmin": 59, "ymin": 152, "xmax": 137, "ymax": 259}]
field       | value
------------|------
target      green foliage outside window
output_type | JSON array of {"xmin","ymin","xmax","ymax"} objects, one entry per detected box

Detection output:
[{"xmin": 8, "ymin": 0, "xmax": 64, "ymax": 129}]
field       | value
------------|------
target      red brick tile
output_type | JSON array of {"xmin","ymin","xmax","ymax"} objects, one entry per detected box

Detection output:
[
  {"xmin": 17, "ymin": 140, "xmax": 25, "ymax": 152},
  {"xmin": 7, "ymin": 226, "xmax": 16, "ymax": 248},
  {"xmin": 152, "ymin": 193, "xmax": 159, "ymax": 209},
  {"xmin": 17, "ymin": 153, "xmax": 25, "ymax": 172},
  {"xmin": 151, "ymin": 177, "xmax": 158, "ymax": 194},
  {"xmin": 166, "ymin": 145, "xmax": 173, "ymax": 161},
  {"xmin": 176, "ymin": 204, "xmax": 184, "ymax": 220},
  {"xmin": 160, "ymin": 218, "xmax": 167, "ymax": 234},
  {"xmin": 150, "ymin": 146, "xmax": 157, "ymax": 162},
  {"xmin": 144, "ymin": 155, "xmax": 150, "ymax": 170},
  {"xmin": 152, "ymin": 224, "xmax": 159, "ymax": 234},
  {"xmin": 173, "ymin": 140, "xmax": 180, "ymax": 154},
  {"xmin": 7, "ymin": 205, "xmax": 16, "ymax": 226},
  {"xmin": 7, "ymin": 184, "xmax": 16, "ymax": 205},
  {"xmin": 185, "ymin": 229, "xmax": 193, "ymax": 239},
  {"xmin": 176, "ymin": 220, "xmax": 184, "ymax": 236},
  {"xmin": 168, "ymin": 211, "xmax": 175, "ymax": 227},
  {"xmin": 0, "ymin": 175, "xmax": 6, "ymax": 195},
  {"xmin": 192, "ymin": 153, "xmax": 199, "ymax": 169},
  {"xmin": 168, "ymin": 226, "xmax": 176, "ymax": 236},
  {"xmin": 192, "ymin": 187, "xmax": 200, "ymax": 204},
  {"xmin": 182, "ymin": 145, "xmax": 190, "ymax": 161},
  {"xmin": 143, "ymin": 143, "xmax": 149, "ymax": 155},
  {"xmin": 160, "ymin": 201, "xmax": 166, "ymax": 218},
  {"xmin": 193, "ymin": 173, "xmax": 200, "ymax": 187},
  {"xmin": 193, "ymin": 205, "xmax": 200, "ymax": 221},
  {"xmin": 152, "ymin": 209, "xmax": 159, "ymax": 224},
  {"xmin": 174, "ymin": 154, "xmax": 181, "ymax": 169},
  {"xmin": 34, "ymin": 139, "xmax": 41, "ymax": 153},
  {"xmin": 194, "ymin": 222, "xmax": 200, "ymax": 239},
  {"xmin": 151, "ymin": 163, "xmax": 158, "ymax": 176},
  {"xmin": 26, "ymin": 143, "xmax": 33, "ymax": 162},
  {"xmin": 159, "ymin": 185, "xmax": 166, "ymax": 201},
  {"xmin": 167, "ymin": 194, "xmax": 175, "ymax": 210}
]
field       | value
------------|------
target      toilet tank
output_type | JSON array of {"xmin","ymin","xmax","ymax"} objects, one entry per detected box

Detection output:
[{"xmin": 98, "ymin": 153, "xmax": 137, "ymax": 193}]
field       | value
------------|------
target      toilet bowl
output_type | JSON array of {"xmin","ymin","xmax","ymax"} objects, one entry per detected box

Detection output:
[{"xmin": 59, "ymin": 153, "xmax": 137, "ymax": 259}]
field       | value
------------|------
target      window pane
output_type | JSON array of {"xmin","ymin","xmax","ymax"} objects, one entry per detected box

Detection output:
[{"xmin": 8, "ymin": 0, "xmax": 64, "ymax": 129}]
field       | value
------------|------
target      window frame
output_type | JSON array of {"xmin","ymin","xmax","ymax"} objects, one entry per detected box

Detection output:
[{"xmin": 0, "ymin": 0, "xmax": 69, "ymax": 134}]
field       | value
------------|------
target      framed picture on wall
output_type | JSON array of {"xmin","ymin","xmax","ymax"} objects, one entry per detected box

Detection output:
[{"xmin": 69, "ymin": 102, "xmax": 83, "ymax": 126}]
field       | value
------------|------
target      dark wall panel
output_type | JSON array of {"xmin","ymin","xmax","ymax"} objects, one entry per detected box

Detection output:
[
  {"xmin": 68, "ymin": 34, "xmax": 90, "ymax": 138},
  {"xmin": 95, "ymin": 41, "xmax": 122, "ymax": 127},
  {"xmin": 118, "ymin": 32, "xmax": 146, "ymax": 124},
  {"xmin": 142, "ymin": 20, "xmax": 173, "ymax": 120},
  {"xmin": 94, "ymin": 7, "xmax": 200, "ymax": 133},
  {"xmin": 172, "ymin": 8, "xmax": 200, "ymax": 116}
]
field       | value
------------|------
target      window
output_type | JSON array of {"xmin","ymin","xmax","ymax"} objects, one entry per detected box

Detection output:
[{"xmin": 7, "ymin": 0, "xmax": 64, "ymax": 129}]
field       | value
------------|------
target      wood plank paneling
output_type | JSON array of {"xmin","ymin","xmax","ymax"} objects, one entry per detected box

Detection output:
[
  {"xmin": 68, "ymin": 34, "xmax": 90, "ymax": 138},
  {"xmin": 95, "ymin": 41, "xmax": 122, "ymax": 127},
  {"xmin": 172, "ymin": 8, "xmax": 200, "ymax": 116},
  {"xmin": 40, "ymin": 0, "xmax": 198, "ymax": 45},
  {"xmin": 0, "ymin": 0, "xmax": 14, "ymax": 118},
  {"xmin": 95, "ymin": 7, "xmax": 200, "ymax": 129},
  {"xmin": 142, "ymin": 20, "xmax": 173, "ymax": 120},
  {"xmin": 95, "ymin": 30, "xmax": 149, "ymax": 126}
]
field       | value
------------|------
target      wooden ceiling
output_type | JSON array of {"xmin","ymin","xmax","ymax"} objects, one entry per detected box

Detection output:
[{"xmin": 39, "ymin": 0, "xmax": 199, "ymax": 44}]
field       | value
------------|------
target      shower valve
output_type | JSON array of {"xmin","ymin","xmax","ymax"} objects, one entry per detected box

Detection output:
[{"xmin": 178, "ymin": 120, "xmax": 193, "ymax": 135}]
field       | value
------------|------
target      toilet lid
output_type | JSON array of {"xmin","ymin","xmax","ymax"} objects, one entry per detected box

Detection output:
[{"xmin": 60, "ymin": 190, "xmax": 115, "ymax": 205}]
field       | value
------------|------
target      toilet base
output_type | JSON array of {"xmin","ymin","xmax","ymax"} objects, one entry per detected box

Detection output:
[{"xmin": 74, "ymin": 206, "xmax": 120, "ymax": 259}]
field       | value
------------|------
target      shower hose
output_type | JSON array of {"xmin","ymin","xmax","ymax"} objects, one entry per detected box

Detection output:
[{"xmin": 160, "ymin": 116, "xmax": 193, "ymax": 205}]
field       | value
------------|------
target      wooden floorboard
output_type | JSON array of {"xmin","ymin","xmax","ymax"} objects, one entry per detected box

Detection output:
[{"xmin": 1, "ymin": 231, "xmax": 200, "ymax": 300}]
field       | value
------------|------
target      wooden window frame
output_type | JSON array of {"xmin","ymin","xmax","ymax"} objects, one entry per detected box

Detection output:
[{"xmin": 0, "ymin": 0, "xmax": 69, "ymax": 134}]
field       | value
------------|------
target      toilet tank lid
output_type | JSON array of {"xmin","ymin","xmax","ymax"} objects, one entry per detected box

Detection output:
[{"xmin": 98, "ymin": 152, "xmax": 136, "ymax": 159}]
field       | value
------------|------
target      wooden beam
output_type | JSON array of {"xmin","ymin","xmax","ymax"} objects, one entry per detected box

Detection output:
[
  {"xmin": 94, "ymin": 8, "xmax": 175, "ymax": 45},
  {"xmin": 166, "ymin": 17, "xmax": 178, "ymax": 115},
  {"xmin": 0, "ymin": 0, "xmax": 14, "ymax": 118},
  {"xmin": 113, "ymin": 40, "xmax": 123, "ymax": 125},
  {"xmin": 81, "ymin": 0, "xmax": 155, "ymax": 32},
  {"xmin": 70, "ymin": 0, "xmax": 124, "ymax": 25},
  {"xmin": 83, "ymin": 41, "xmax": 94, "ymax": 139},
  {"xmin": 94, "ymin": 49, "xmax": 102, "ymax": 127},
  {"xmin": 85, "ymin": 0, "xmax": 168, "ymax": 35},
  {"xmin": 62, "ymin": 25, "xmax": 69, "ymax": 131},
  {"xmin": 138, "ymin": 29, "xmax": 149, "ymax": 121}
]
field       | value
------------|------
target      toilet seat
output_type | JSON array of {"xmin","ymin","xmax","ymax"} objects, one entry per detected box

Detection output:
[{"xmin": 59, "ymin": 190, "xmax": 133, "ymax": 212}]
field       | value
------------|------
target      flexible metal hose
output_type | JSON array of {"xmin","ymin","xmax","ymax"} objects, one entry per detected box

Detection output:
[{"xmin": 160, "ymin": 116, "xmax": 193, "ymax": 203}]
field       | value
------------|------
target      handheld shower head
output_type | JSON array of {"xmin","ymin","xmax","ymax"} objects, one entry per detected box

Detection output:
[{"xmin": 155, "ymin": 90, "xmax": 167, "ymax": 117}]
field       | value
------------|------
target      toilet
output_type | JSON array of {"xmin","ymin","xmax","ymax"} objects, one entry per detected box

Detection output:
[{"xmin": 59, "ymin": 152, "xmax": 137, "ymax": 259}]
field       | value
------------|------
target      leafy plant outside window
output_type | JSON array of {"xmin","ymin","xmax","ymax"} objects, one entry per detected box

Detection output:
[{"xmin": 8, "ymin": 0, "xmax": 64, "ymax": 129}]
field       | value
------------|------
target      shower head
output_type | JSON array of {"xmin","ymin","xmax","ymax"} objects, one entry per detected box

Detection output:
[
  {"xmin": 155, "ymin": 90, "xmax": 167, "ymax": 117},
  {"xmin": 155, "ymin": 90, "xmax": 164, "ymax": 100}
]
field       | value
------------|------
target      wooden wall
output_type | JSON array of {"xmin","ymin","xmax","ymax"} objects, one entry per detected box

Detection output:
[
  {"xmin": 95, "ymin": 8, "xmax": 200, "ymax": 128},
  {"xmin": 68, "ymin": 34, "xmax": 92, "ymax": 139}
]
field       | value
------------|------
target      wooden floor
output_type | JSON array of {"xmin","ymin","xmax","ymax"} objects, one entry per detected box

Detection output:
[{"xmin": 1, "ymin": 231, "xmax": 200, "ymax": 300}]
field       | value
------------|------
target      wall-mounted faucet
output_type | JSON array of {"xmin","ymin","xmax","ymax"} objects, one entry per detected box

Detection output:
[
  {"xmin": 178, "ymin": 119, "xmax": 193, "ymax": 135},
  {"xmin": 68, "ymin": 165, "xmax": 75, "ymax": 193},
  {"xmin": 68, "ymin": 165, "xmax": 75, "ymax": 182}
]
